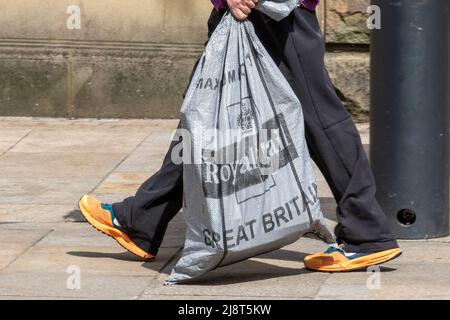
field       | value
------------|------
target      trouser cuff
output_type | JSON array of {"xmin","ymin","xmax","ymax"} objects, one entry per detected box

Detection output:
[
  {"xmin": 339, "ymin": 239, "xmax": 400, "ymax": 254},
  {"xmin": 112, "ymin": 202, "xmax": 161, "ymax": 256}
]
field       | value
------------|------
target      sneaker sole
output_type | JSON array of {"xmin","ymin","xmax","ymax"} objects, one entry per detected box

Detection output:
[
  {"xmin": 305, "ymin": 248, "xmax": 402, "ymax": 272},
  {"xmin": 78, "ymin": 197, "xmax": 154, "ymax": 261}
]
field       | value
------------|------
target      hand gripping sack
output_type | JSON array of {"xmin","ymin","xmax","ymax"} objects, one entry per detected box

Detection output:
[{"xmin": 167, "ymin": 1, "xmax": 334, "ymax": 284}]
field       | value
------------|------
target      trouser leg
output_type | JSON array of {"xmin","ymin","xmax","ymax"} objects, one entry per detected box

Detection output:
[
  {"xmin": 246, "ymin": 6, "xmax": 398, "ymax": 253},
  {"xmin": 112, "ymin": 138, "xmax": 183, "ymax": 255}
]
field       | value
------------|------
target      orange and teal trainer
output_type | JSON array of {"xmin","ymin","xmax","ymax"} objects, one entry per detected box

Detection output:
[
  {"xmin": 78, "ymin": 195, "xmax": 154, "ymax": 261},
  {"xmin": 304, "ymin": 244, "xmax": 402, "ymax": 272}
]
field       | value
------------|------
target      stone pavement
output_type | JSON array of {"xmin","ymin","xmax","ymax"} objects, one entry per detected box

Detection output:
[{"xmin": 0, "ymin": 117, "xmax": 449, "ymax": 300}]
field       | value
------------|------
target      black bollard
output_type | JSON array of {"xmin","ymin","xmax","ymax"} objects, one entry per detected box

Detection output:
[{"xmin": 370, "ymin": 0, "xmax": 449, "ymax": 239}]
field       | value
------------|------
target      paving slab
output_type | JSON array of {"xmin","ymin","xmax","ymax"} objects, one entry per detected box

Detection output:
[
  {"xmin": 86, "ymin": 193, "xmax": 134, "ymax": 207},
  {"xmin": 393, "ymin": 240, "xmax": 450, "ymax": 264},
  {"xmin": 8, "ymin": 125, "xmax": 150, "ymax": 154},
  {"xmin": 2, "ymin": 242, "xmax": 178, "ymax": 277},
  {"xmin": 114, "ymin": 145, "xmax": 167, "ymax": 172},
  {"xmin": 114, "ymin": 127, "xmax": 175, "ymax": 172},
  {"xmin": 0, "ymin": 176, "xmax": 99, "ymax": 205},
  {"xmin": 425, "ymin": 235, "xmax": 450, "ymax": 243},
  {"xmin": 0, "ymin": 125, "xmax": 33, "ymax": 142},
  {"xmin": 145, "ymin": 266, "xmax": 329, "ymax": 300},
  {"xmin": 0, "ymin": 204, "xmax": 76, "ymax": 223},
  {"xmin": 0, "ymin": 141, "xmax": 16, "ymax": 154},
  {"xmin": 36, "ymin": 222, "xmax": 121, "ymax": 248},
  {"xmin": 142, "ymin": 239, "xmax": 331, "ymax": 299},
  {"xmin": 0, "ymin": 228, "xmax": 52, "ymax": 271},
  {"xmin": 42, "ymin": 213, "xmax": 183, "ymax": 248},
  {"xmin": 315, "ymin": 262, "xmax": 450, "ymax": 300},
  {"xmin": 0, "ymin": 222, "xmax": 57, "ymax": 231},
  {"xmin": 0, "ymin": 152, "xmax": 125, "ymax": 179},
  {"xmin": 94, "ymin": 172, "xmax": 157, "ymax": 195},
  {"xmin": 314, "ymin": 240, "xmax": 450, "ymax": 299},
  {"xmin": 0, "ymin": 272, "xmax": 153, "ymax": 299},
  {"xmin": 0, "ymin": 243, "xmax": 32, "ymax": 271},
  {"xmin": 0, "ymin": 228, "xmax": 52, "ymax": 244},
  {"xmin": 0, "ymin": 152, "xmax": 128, "ymax": 205}
]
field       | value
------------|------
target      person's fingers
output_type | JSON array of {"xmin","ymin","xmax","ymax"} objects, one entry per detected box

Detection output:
[
  {"xmin": 245, "ymin": 0, "xmax": 256, "ymax": 9},
  {"xmin": 231, "ymin": 8, "xmax": 248, "ymax": 20},
  {"xmin": 238, "ymin": 4, "xmax": 252, "ymax": 15}
]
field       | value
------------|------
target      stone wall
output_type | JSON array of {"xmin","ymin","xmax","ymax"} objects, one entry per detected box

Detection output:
[
  {"xmin": 0, "ymin": 0, "xmax": 371, "ymax": 120},
  {"xmin": 320, "ymin": 0, "xmax": 371, "ymax": 122}
]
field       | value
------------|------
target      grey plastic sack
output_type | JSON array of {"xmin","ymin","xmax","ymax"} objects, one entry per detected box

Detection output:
[
  {"xmin": 256, "ymin": 0, "xmax": 300, "ymax": 21},
  {"xmin": 167, "ymin": 3, "xmax": 334, "ymax": 284}
]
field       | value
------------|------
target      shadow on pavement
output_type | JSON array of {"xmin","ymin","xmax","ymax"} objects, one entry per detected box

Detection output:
[
  {"xmin": 67, "ymin": 250, "xmax": 144, "ymax": 262},
  {"xmin": 66, "ymin": 248, "xmax": 397, "ymax": 286},
  {"xmin": 181, "ymin": 261, "xmax": 314, "ymax": 286},
  {"xmin": 64, "ymin": 210, "xmax": 86, "ymax": 222}
]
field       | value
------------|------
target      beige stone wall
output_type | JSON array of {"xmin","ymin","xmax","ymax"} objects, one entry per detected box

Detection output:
[
  {"xmin": 0, "ymin": 0, "xmax": 211, "ymax": 43},
  {"xmin": 323, "ymin": 0, "xmax": 370, "ymax": 44},
  {"xmin": 320, "ymin": 0, "xmax": 371, "ymax": 121},
  {"xmin": 0, "ymin": 0, "xmax": 370, "ymax": 119},
  {"xmin": 0, "ymin": 0, "xmax": 211, "ymax": 118}
]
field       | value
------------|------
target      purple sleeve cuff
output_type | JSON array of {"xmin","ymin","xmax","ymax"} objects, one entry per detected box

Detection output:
[
  {"xmin": 301, "ymin": 0, "xmax": 320, "ymax": 11},
  {"xmin": 211, "ymin": 0, "xmax": 228, "ymax": 11}
]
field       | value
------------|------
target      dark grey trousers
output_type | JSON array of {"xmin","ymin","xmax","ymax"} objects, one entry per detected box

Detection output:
[{"xmin": 113, "ymin": 6, "xmax": 399, "ymax": 255}]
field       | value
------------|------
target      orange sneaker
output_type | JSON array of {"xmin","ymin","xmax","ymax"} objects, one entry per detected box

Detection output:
[
  {"xmin": 304, "ymin": 245, "xmax": 402, "ymax": 272},
  {"xmin": 78, "ymin": 195, "xmax": 154, "ymax": 261}
]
